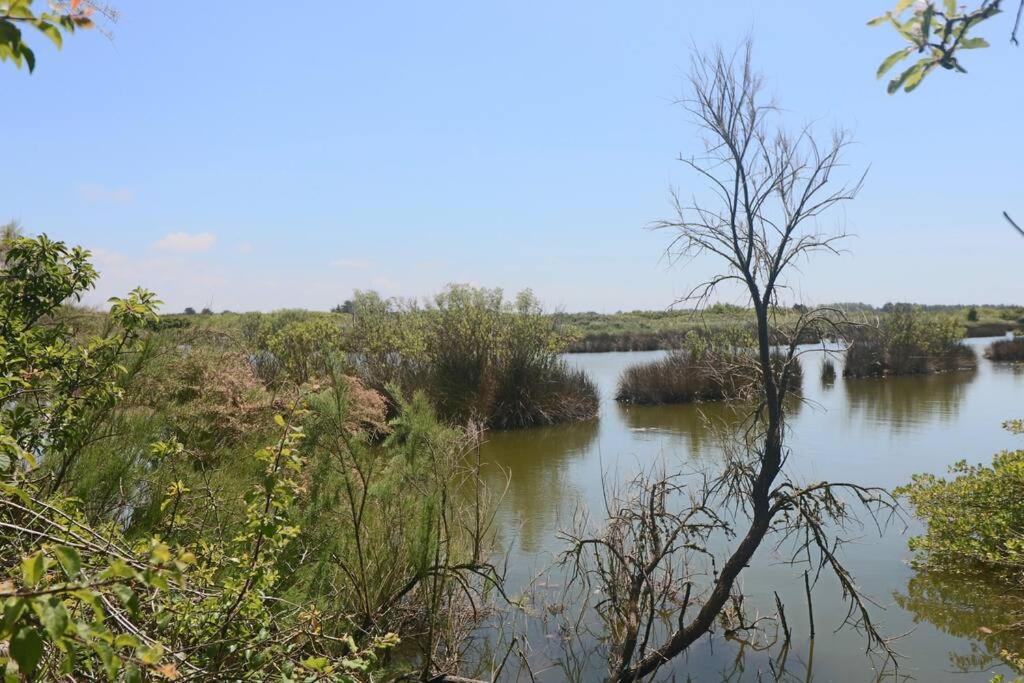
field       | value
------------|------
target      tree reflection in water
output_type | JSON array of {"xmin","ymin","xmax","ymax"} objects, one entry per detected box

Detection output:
[
  {"xmin": 894, "ymin": 569, "xmax": 1024, "ymax": 676},
  {"xmin": 844, "ymin": 369, "xmax": 977, "ymax": 435},
  {"xmin": 617, "ymin": 398, "xmax": 803, "ymax": 462},
  {"xmin": 478, "ymin": 419, "xmax": 599, "ymax": 552}
]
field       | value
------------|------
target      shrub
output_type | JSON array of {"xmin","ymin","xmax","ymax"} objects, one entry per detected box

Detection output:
[
  {"xmin": 350, "ymin": 286, "xmax": 598, "ymax": 429},
  {"xmin": 896, "ymin": 421, "xmax": 1024, "ymax": 572},
  {"xmin": 615, "ymin": 331, "xmax": 802, "ymax": 405},
  {"xmin": 987, "ymin": 338, "xmax": 1024, "ymax": 362},
  {"xmin": 843, "ymin": 308, "xmax": 976, "ymax": 378},
  {"xmin": 266, "ymin": 317, "xmax": 343, "ymax": 385}
]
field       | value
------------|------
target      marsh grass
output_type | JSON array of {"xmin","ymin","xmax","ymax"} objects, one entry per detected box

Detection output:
[
  {"xmin": 614, "ymin": 348, "xmax": 802, "ymax": 405},
  {"xmin": 986, "ymin": 337, "xmax": 1024, "ymax": 362},
  {"xmin": 821, "ymin": 357, "xmax": 837, "ymax": 384}
]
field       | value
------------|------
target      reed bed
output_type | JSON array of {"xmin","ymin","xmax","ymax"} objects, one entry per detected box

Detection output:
[
  {"xmin": 615, "ymin": 349, "xmax": 802, "ymax": 405},
  {"xmin": 986, "ymin": 338, "xmax": 1024, "ymax": 362}
]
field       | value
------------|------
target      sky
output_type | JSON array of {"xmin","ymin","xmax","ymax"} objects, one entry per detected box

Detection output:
[{"xmin": 3, "ymin": 1, "xmax": 1022, "ymax": 313}]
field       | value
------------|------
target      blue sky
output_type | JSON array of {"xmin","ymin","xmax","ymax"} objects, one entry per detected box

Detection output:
[{"xmin": 3, "ymin": 1, "xmax": 1022, "ymax": 313}]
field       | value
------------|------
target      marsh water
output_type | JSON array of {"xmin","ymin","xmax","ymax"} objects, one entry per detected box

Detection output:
[{"xmin": 477, "ymin": 338, "xmax": 1024, "ymax": 682}]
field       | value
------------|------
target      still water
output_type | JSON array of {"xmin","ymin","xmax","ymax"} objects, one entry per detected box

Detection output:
[{"xmin": 478, "ymin": 339, "xmax": 1024, "ymax": 681}]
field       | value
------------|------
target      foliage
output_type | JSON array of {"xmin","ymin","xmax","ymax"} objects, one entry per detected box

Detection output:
[
  {"xmin": 843, "ymin": 306, "xmax": 976, "ymax": 378},
  {"xmin": 988, "ymin": 338, "xmax": 1024, "ymax": 361},
  {"xmin": 0, "ymin": 0, "xmax": 102, "ymax": 73},
  {"xmin": 870, "ymin": 0, "xmax": 1022, "ymax": 93},
  {"xmin": 0, "ymin": 232, "xmax": 510, "ymax": 681},
  {"xmin": 897, "ymin": 420, "xmax": 1024, "ymax": 572},
  {"xmin": 344, "ymin": 285, "xmax": 598, "ymax": 429},
  {"xmin": 615, "ymin": 330, "xmax": 803, "ymax": 405},
  {"xmin": 267, "ymin": 317, "xmax": 344, "ymax": 386},
  {"xmin": 0, "ymin": 234, "xmax": 160, "ymax": 492}
]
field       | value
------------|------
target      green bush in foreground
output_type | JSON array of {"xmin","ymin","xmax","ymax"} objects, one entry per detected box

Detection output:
[
  {"xmin": 897, "ymin": 420, "xmax": 1024, "ymax": 572},
  {"xmin": 1, "ymin": 234, "xmax": 500, "ymax": 681}
]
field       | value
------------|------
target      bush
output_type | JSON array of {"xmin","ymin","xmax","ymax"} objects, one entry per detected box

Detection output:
[
  {"xmin": 843, "ymin": 308, "xmax": 976, "ymax": 378},
  {"xmin": 896, "ymin": 421, "xmax": 1024, "ymax": 572},
  {"xmin": 987, "ymin": 338, "xmax": 1024, "ymax": 362},
  {"xmin": 615, "ymin": 332, "xmax": 802, "ymax": 405},
  {"xmin": 350, "ymin": 286, "xmax": 598, "ymax": 429}
]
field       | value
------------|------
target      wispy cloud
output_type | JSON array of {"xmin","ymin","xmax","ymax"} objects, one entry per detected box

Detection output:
[
  {"xmin": 75, "ymin": 183, "xmax": 134, "ymax": 204},
  {"xmin": 330, "ymin": 258, "xmax": 372, "ymax": 270},
  {"xmin": 154, "ymin": 232, "xmax": 217, "ymax": 253},
  {"xmin": 237, "ymin": 241, "xmax": 255, "ymax": 254}
]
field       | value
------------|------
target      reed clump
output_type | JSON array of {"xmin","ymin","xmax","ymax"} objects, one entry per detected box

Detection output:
[
  {"xmin": 821, "ymin": 357, "xmax": 837, "ymax": 384},
  {"xmin": 986, "ymin": 337, "xmax": 1024, "ymax": 362},
  {"xmin": 614, "ymin": 331, "xmax": 802, "ymax": 405}
]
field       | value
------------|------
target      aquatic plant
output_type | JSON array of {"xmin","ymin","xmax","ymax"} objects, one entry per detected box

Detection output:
[
  {"xmin": 843, "ymin": 307, "xmax": 977, "ymax": 378},
  {"xmin": 987, "ymin": 338, "xmax": 1024, "ymax": 362}
]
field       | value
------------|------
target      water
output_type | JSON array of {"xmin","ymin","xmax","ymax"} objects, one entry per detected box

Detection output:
[{"xmin": 476, "ymin": 339, "xmax": 1024, "ymax": 681}]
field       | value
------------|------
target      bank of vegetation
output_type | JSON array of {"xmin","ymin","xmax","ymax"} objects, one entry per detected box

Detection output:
[
  {"xmin": 560, "ymin": 303, "xmax": 1023, "ymax": 353},
  {"xmin": 234, "ymin": 287, "xmax": 598, "ymax": 430},
  {"xmin": 0, "ymin": 233, "xmax": 586, "ymax": 681}
]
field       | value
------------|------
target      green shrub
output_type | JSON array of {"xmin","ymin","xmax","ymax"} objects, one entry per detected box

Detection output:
[
  {"xmin": 844, "ymin": 307, "xmax": 976, "ymax": 378},
  {"xmin": 896, "ymin": 421, "xmax": 1024, "ymax": 572},
  {"xmin": 349, "ymin": 286, "xmax": 598, "ymax": 429}
]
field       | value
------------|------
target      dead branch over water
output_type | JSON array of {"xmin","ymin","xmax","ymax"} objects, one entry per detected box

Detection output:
[{"xmin": 558, "ymin": 41, "xmax": 904, "ymax": 682}]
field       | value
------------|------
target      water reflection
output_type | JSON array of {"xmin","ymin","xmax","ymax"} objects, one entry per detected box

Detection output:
[
  {"xmin": 844, "ymin": 369, "xmax": 977, "ymax": 435},
  {"xmin": 893, "ymin": 569, "xmax": 1024, "ymax": 675},
  {"xmin": 617, "ymin": 398, "xmax": 804, "ymax": 461},
  {"xmin": 480, "ymin": 419, "xmax": 599, "ymax": 552}
]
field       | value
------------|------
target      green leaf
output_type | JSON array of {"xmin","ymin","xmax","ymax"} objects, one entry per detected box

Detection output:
[
  {"xmin": 19, "ymin": 43, "xmax": 34, "ymax": 72},
  {"xmin": 124, "ymin": 663, "xmax": 143, "ymax": 683},
  {"xmin": 94, "ymin": 640, "xmax": 121, "ymax": 680},
  {"xmin": 21, "ymin": 552, "xmax": 44, "ymax": 587},
  {"xmin": 111, "ymin": 584, "xmax": 139, "ymax": 618},
  {"xmin": 1, "ymin": 599, "xmax": 28, "ymax": 637},
  {"xmin": 36, "ymin": 600, "xmax": 69, "ymax": 641},
  {"xmin": 10, "ymin": 626, "xmax": 44, "ymax": 676},
  {"xmin": 894, "ymin": 0, "xmax": 914, "ymax": 13},
  {"xmin": 877, "ymin": 48, "xmax": 911, "ymax": 78},
  {"xmin": 33, "ymin": 21, "xmax": 61, "ymax": 48},
  {"xmin": 943, "ymin": 0, "xmax": 956, "ymax": 14},
  {"xmin": 904, "ymin": 62, "xmax": 931, "ymax": 91},
  {"xmin": 54, "ymin": 546, "xmax": 81, "ymax": 578},
  {"xmin": 959, "ymin": 36, "xmax": 990, "ymax": 48},
  {"xmin": 867, "ymin": 13, "xmax": 890, "ymax": 26}
]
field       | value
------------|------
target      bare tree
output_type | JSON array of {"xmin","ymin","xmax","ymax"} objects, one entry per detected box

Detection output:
[{"xmin": 560, "ymin": 42, "xmax": 901, "ymax": 682}]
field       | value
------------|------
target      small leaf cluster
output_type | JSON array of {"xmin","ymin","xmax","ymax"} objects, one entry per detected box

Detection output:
[
  {"xmin": 870, "ymin": 0, "xmax": 1003, "ymax": 93},
  {"xmin": 0, "ymin": 0, "xmax": 97, "ymax": 73}
]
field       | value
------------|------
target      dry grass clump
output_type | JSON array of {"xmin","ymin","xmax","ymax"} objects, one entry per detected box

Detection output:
[
  {"xmin": 986, "ymin": 338, "xmax": 1024, "ymax": 362},
  {"xmin": 615, "ymin": 348, "xmax": 802, "ymax": 405}
]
